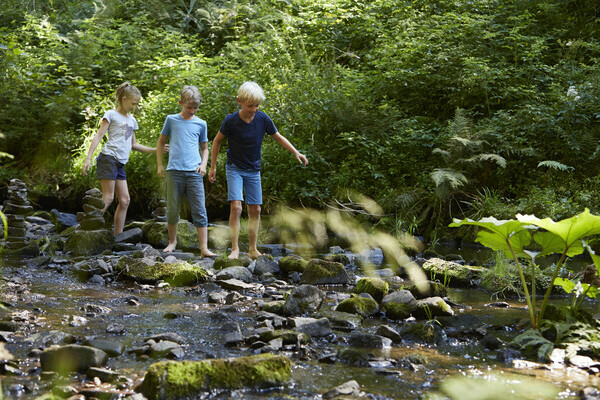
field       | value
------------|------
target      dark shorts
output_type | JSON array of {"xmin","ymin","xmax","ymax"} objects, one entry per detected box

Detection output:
[{"xmin": 96, "ymin": 153, "xmax": 126, "ymax": 180}]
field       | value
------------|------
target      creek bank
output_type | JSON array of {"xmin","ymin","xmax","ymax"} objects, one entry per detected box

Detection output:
[{"xmin": 0, "ymin": 204, "xmax": 599, "ymax": 398}]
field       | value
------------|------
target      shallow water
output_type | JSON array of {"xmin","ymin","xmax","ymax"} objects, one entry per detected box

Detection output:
[{"xmin": 1, "ymin": 252, "xmax": 598, "ymax": 399}]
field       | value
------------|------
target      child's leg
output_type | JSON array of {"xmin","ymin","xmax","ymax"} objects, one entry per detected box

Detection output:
[
  {"xmin": 244, "ymin": 169, "xmax": 263, "ymax": 259},
  {"xmin": 187, "ymin": 171, "xmax": 216, "ymax": 257},
  {"xmin": 99, "ymin": 179, "xmax": 116, "ymax": 213},
  {"xmin": 247, "ymin": 204, "xmax": 261, "ymax": 259},
  {"xmin": 113, "ymin": 179, "xmax": 130, "ymax": 235},
  {"xmin": 164, "ymin": 171, "xmax": 184, "ymax": 253},
  {"xmin": 228, "ymin": 200, "xmax": 243, "ymax": 259}
]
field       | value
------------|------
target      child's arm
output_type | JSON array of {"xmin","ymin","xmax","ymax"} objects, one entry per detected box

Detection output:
[
  {"xmin": 198, "ymin": 142, "xmax": 209, "ymax": 176},
  {"xmin": 156, "ymin": 134, "xmax": 168, "ymax": 178},
  {"xmin": 208, "ymin": 131, "xmax": 226, "ymax": 183},
  {"xmin": 131, "ymin": 132, "xmax": 158, "ymax": 153},
  {"xmin": 82, "ymin": 119, "xmax": 110, "ymax": 175},
  {"xmin": 272, "ymin": 132, "xmax": 309, "ymax": 166}
]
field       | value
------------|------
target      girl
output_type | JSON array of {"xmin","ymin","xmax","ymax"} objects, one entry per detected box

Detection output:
[{"xmin": 82, "ymin": 82, "xmax": 162, "ymax": 235}]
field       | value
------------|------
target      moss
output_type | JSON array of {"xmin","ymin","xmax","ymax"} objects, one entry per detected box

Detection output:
[
  {"xmin": 63, "ymin": 229, "xmax": 114, "ymax": 256},
  {"xmin": 336, "ymin": 295, "xmax": 379, "ymax": 317},
  {"xmin": 421, "ymin": 258, "xmax": 484, "ymax": 287},
  {"xmin": 300, "ymin": 259, "xmax": 348, "ymax": 285},
  {"xmin": 404, "ymin": 281, "xmax": 448, "ymax": 299},
  {"xmin": 383, "ymin": 302, "xmax": 412, "ymax": 320},
  {"xmin": 354, "ymin": 277, "xmax": 389, "ymax": 303},
  {"xmin": 114, "ymin": 256, "xmax": 208, "ymax": 286},
  {"xmin": 278, "ymin": 256, "xmax": 309, "ymax": 273},
  {"xmin": 213, "ymin": 255, "xmax": 251, "ymax": 270},
  {"xmin": 324, "ymin": 253, "xmax": 350, "ymax": 265},
  {"xmin": 261, "ymin": 301, "xmax": 285, "ymax": 315},
  {"xmin": 142, "ymin": 221, "xmax": 200, "ymax": 251},
  {"xmin": 337, "ymin": 348, "xmax": 369, "ymax": 367},
  {"xmin": 259, "ymin": 330, "xmax": 309, "ymax": 345},
  {"xmin": 140, "ymin": 354, "xmax": 291, "ymax": 400}
]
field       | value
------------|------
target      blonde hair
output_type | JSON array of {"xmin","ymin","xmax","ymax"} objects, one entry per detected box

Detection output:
[
  {"xmin": 181, "ymin": 85, "xmax": 202, "ymax": 105},
  {"xmin": 115, "ymin": 82, "xmax": 141, "ymax": 104},
  {"xmin": 237, "ymin": 81, "xmax": 265, "ymax": 104}
]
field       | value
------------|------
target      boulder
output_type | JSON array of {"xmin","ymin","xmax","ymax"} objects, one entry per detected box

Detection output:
[
  {"xmin": 139, "ymin": 354, "xmax": 291, "ymax": 399},
  {"xmin": 413, "ymin": 297, "xmax": 454, "ymax": 319},
  {"xmin": 335, "ymin": 295, "xmax": 379, "ymax": 317},
  {"xmin": 114, "ymin": 256, "xmax": 209, "ymax": 286},
  {"xmin": 381, "ymin": 290, "xmax": 418, "ymax": 320},
  {"xmin": 421, "ymin": 258, "xmax": 484, "ymax": 287},
  {"xmin": 282, "ymin": 285, "xmax": 325, "ymax": 316},
  {"xmin": 63, "ymin": 230, "xmax": 114, "ymax": 256},
  {"xmin": 40, "ymin": 345, "xmax": 108, "ymax": 373},
  {"xmin": 300, "ymin": 259, "xmax": 350, "ymax": 285},
  {"xmin": 354, "ymin": 277, "xmax": 389, "ymax": 303},
  {"xmin": 278, "ymin": 255, "xmax": 309, "ymax": 273}
]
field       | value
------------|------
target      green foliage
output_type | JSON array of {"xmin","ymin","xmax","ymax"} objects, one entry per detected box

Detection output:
[
  {"xmin": 510, "ymin": 329, "xmax": 555, "ymax": 361},
  {"xmin": 451, "ymin": 209, "xmax": 600, "ymax": 329}
]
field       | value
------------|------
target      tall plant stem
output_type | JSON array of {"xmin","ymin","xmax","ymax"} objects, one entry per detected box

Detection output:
[
  {"xmin": 508, "ymin": 240, "xmax": 536, "ymax": 329},
  {"xmin": 538, "ymin": 252, "xmax": 567, "ymax": 324}
]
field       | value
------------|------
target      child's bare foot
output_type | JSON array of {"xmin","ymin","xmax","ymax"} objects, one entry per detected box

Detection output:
[
  {"xmin": 163, "ymin": 242, "xmax": 177, "ymax": 253},
  {"xmin": 228, "ymin": 249, "xmax": 240, "ymax": 259},
  {"xmin": 247, "ymin": 249, "xmax": 262, "ymax": 259},
  {"xmin": 201, "ymin": 249, "xmax": 217, "ymax": 258}
]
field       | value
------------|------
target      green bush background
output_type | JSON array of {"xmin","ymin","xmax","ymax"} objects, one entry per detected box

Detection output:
[{"xmin": 1, "ymin": 0, "xmax": 599, "ymax": 239}]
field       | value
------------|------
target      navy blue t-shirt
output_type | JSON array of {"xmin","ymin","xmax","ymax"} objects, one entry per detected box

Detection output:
[{"xmin": 219, "ymin": 110, "xmax": 277, "ymax": 170}]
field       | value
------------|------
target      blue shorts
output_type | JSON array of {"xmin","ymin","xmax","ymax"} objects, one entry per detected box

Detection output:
[
  {"xmin": 166, "ymin": 170, "xmax": 208, "ymax": 228},
  {"xmin": 226, "ymin": 163, "xmax": 262, "ymax": 205},
  {"xmin": 96, "ymin": 153, "xmax": 126, "ymax": 180}
]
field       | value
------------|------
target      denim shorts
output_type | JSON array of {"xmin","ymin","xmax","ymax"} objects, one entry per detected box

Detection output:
[
  {"xmin": 96, "ymin": 153, "xmax": 126, "ymax": 180},
  {"xmin": 226, "ymin": 163, "xmax": 262, "ymax": 205},
  {"xmin": 166, "ymin": 170, "xmax": 208, "ymax": 228}
]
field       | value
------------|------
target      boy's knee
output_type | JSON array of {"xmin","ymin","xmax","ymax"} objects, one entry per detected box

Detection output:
[
  {"xmin": 102, "ymin": 194, "xmax": 114, "ymax": 207},
  {"xmin": 248, "ymin": 205, "xmax": 261, "ymax": 217},
  {"xmin": 118, "ymin": 195, "xmax": 130, "ymax": 208},
  {"xmin": 230, "ymin": 201, "xmax": 243, "ymax": 215}
]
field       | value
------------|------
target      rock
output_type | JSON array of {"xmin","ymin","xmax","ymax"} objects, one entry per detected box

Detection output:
[
  {"xmin": 354, "ymin": 277, "xmax": 389, "ymax": 303},
  {"xmin": 300, "ymin": 259, "xmax": 350, "ymax": 285},
  {"xmin": 278, "ymin": 255, "xmax": 309, "ymax": 273},
  {"xmin": 282, "ymin": 285, "xmax": 325, "ymax": 316},
  {"xmin": 51, "ymin": 209, "xmax": 78, "ymax": 233},
  {"xmin": 87, "ymin": 367, "xmax": 120, "ymax": 383},
  {"xmin": 114, "ymin": 256, "xmax": 209, "ymax": 286},
  {"xmin": 413, "ymin": 297, "xmax": 454, "ymax": 319},
  {"xmin": 254, "ymin": 256, "xmax": 279, "ymax": 275},
  {"xmin": 376, "ymin": 325, "xmax": 402, "ymax": 343},
  {"xmin": 40, "ymin": 345, "xmax": 108, "ymax": 373},
  {"xmin": 421, "ymin": 258, "xmax": 484, "ymax": 287},
  {"xmin": 147, "ymin": 333, "xmax": 187, "ymax": 345},
  {"xmin": 217, "ymin": 279, "xmax": 261, "ymax": 291},
  {"xmin": 115, "ymin": 228, "xmax": 143, "ymax": 243},
  {"xmin": 348, "ymin": 333, "xmax": 392, "ymax": 348},
  {"xmin": 335, "ymin": 295, "xmax": 379, "ymax": 317},
  {"xmin": 213, "ymin": 255, "xmax": 252, "ymax": 270},
  {"xmin": 580, "ymin": 387, "xmax": 600, "ymax": 400},
  {"xmin": 86, "ymin": 339, "xmax": 124, "ymax": 357},
  {"xmin": 322, "ymin": 380, "xmax": 363, "ymax": 399},
  {"xmin": 315, "ymin": 310, "xmax": 362, "ymax": 331},
  {"xmin": 569, "ymin": 355, "xmax": 600, "ymax": 370},
  {"xmin": 481, "ymin": 334, "xmax": 505, "ymax": 350},
  {"xmin": 64, "ymin": 230, "xmax": 114, "ymax": 256},
  {"xmin": 141, "ymin": 220, "xmax": 203, "ymax": 251},
  {"xmin": 381, "ymin": 290, "xmax": 418, "ymax": 320},
  {"xmin": 216, "ymin": 266, "xmax": 253, "ymax": 283},
  {"xmin": 259, "ymin": 330, "xmax": 309, "ymax": 345},
  {"xmin": 139, "ymin": 354, "xmax": 291, "ymax": 398},
  {"xmin": 288, "ymin": 317, "xmax": 332, "ymax": 337}
]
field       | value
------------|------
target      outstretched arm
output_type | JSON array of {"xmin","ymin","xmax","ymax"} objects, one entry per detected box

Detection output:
[
  {"xmin": 272, "ymin": 132, "xmax": 308, "ymax": 166},
  {"xmin": 156, "ymin": 134, "xmax": 168, "ymax": 178},
  {"xmin": 132, "ymin": 132, "xmax": 156, "ymax": 153},
  {"xmin": 209, "ymin": 131, "xmax": 226, "ymax": 183},
  {"xmin": 82, "ymin": 119, "xmax": 109, "ymax": 175}
]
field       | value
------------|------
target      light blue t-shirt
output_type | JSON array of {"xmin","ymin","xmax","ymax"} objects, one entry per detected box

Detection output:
[{"xmin": 161, "ymin": 114, "xmax": 208, "ymax": 171}]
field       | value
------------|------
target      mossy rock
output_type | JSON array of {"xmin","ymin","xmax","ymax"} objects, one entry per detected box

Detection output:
[
  {"xmin": 213, "ymin": 255, "xmax": 251, "ymax": 270},
  {"xmin": 259, "ymin": 329, "xmax": 310, "ymax": 345},
  {"xmin": 278, "ymin": 255, "xmax": 309, "ymax": 273},
  {"xmin": 404, "ymin": 281, "xmax": 448, "ymax": 299},
  {"xmin": 300, "ymin": 259, "xmax": 350, "ymax": 285},
  {"xmin": 313, "ymin": 310, "xmax": 363, "ymax": 331},
  {"xmin": 336, "ymin": 295, "xmax": 379, "ymax": 317},
  {"xmin": 140, "ymin": 354, "xmax": 292, "ymax": 400},
  {"xmin": 260, "ymin": 301, "xmax": 285, "ymax": 315},
  {"xmin": 324, "ymin": 253, "xmax": 350, "ymax": 265},
  {"xmin": 354, "ymin": 277, "xmax": 389, "ymax": 303},
  {"xmin": 114, "ymin": 256, "xmax": 208, "ymax": 286},
  {"xmin": 421, "ymin": 258, "xmax": 484, "ymax": 287},
  {"xmin": 141, "ymin": 220, "xmax": 200, "ymax": 252},
  {"xmin": 63, "ymin": 229, "xmax": 114, "ymax": 256}
]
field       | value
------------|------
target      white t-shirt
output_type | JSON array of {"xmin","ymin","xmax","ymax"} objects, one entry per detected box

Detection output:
[{"xmin": 100, "ymin": 109, "xmax": 138, "ymax": 164}]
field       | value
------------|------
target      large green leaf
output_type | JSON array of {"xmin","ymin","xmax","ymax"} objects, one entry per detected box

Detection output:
[
  {"xmin": 450, "ymin": 217, "xmax": 532, "ymax": 258},
  {"xmin": 517, "ymin": 209, "xmax": 600, "ymax": 257}
]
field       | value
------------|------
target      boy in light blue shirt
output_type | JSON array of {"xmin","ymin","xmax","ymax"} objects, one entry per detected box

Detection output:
[{"xmin": 156, "ymin": 86, "xmax": 216, "ymax": 257}]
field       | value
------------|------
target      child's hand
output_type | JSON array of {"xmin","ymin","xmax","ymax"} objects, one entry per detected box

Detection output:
[
  {"xmin": 208, "ymin": 167, "xmax": 216, "ymax": 183},
  {"xmin": 197, "ymin": 165, "xmax": 207, "ymax": 176},
  {"xmin": 81, "ymin": 159, "xmax": 91, "ymax": 176},
  {"xmin": 163, "ymin": 143, "xmax": 169, "ymax": 153},
  {"xmin": 157, "ymin": 165, "xmax": 165, "ymax": 178},
  {"xmin": 296, "ymin": 152, "xmax": 309, "ymax": 166}
]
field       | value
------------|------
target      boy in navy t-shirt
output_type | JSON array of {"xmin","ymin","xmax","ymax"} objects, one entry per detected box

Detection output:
[{"xmin": 209, "ymin": 81, "xmax": 308, "ymax": 259}]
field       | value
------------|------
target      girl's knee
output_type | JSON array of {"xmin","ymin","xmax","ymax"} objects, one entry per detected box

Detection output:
[
  {"xmin": 118, "ymin": 195, "xmax": 130, "ymax": 208},
  {"xmin": 102, "ymin": 194, "xmax": 115, "ymax": 208}
]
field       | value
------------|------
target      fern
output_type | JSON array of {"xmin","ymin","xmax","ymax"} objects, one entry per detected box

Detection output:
[
  {"xmin": 511, "ymin": 329, "xmax": 555, "ymax": 360},
  {"xmin": 430, "ymin": 168, "xmax": 469, "ymax": 190},
  {"xmin": 537, "ymin": 160, "xmax": 574, "ymax": 171}
]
